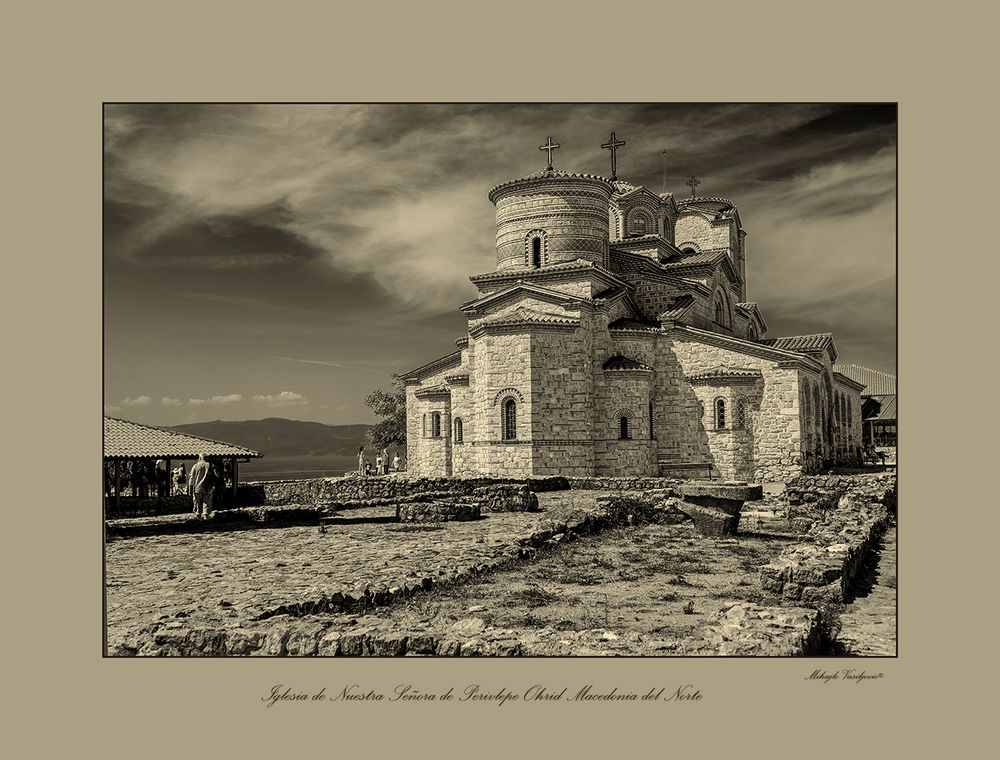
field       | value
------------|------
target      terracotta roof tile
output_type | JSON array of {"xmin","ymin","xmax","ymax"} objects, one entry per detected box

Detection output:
[
  {"xmin": 762, "ymin": 334, "xmax": 834, "ymax": 353},
  {"xmin": 104, "ymin": 417, "xmax": 261, "ymax": 459}
]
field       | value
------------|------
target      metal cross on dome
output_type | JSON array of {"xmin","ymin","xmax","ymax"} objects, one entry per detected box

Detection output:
[
  {"xmin": 601, "ymin": 132, "xmax": 626, "ymax": 179},
  {"xmin": 686, "ymin": 175, "xmax": 701, "ymax": 197},
  {"xmin": 539, "ymin": 137, "xmax": 560, "ymax": 170}
]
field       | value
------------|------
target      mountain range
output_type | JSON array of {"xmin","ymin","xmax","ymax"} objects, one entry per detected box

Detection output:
[{"xmin": 168, "ymin": 418, "xmax": 371, "ymax": 457}]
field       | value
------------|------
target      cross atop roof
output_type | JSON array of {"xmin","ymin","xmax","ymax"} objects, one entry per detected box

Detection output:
[
  {"xmin": 686, "ymin": 175, "xmax": 701, "ymax": 197},
  {"xmin": 601, "ymin": 131, "xmax": 626, "ymax": 179},
  {"xmin": 539, "ymin": 137, "xmax": 560, "ymax": 170}
]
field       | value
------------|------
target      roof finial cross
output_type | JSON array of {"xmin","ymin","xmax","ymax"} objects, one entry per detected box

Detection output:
[
  {"xmin": 686, "ymin": 175, "xmax": 701, "ymax": 197},
  {"xmin": 539, "ymin": 137, "xmax": 560, "ymax": 170},
  {"xmin": 601, "ymin": 131, "xmax": 626, "ymax": 180}
]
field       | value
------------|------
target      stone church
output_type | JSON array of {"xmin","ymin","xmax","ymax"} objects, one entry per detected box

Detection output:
[{"xmin": 403, "ymin": 138, "xmax": 865, "ymax": 482}]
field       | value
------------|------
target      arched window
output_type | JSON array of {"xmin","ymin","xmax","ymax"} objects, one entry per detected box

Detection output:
[
  {"xmin": 714, "ymin": 397, "xmax": 726, "ymax": 429},
  {"xmin": 847, "ymin": 397, "xmax": 853, "ymax": 429},
  {"xmin": 430, "ymin": 412, "xmax": 442, "ymax": 437},
  {"xmin": 631, "ymin": 215, "xmax": 647, "ymax": 236},
  {"xmin": 714, "ymin": 292, "xmax": 729, "ymax": 327},
  {"xmin": 454, "ymin": 417, "xmax": 463, "ymax": 443},
  {"xmin": 501, "ymin": 398, "xmax": 517, "ymax": 441},
  {"xmin": 531, "ymin": 237, "xmax": 542, "ymax": 268},
  {"xmin": 748, "ymin": 323, "xmax": 759, "ymax": 341},
  {"xmin": 735, "ymin": 397, "xmax": 749, "ymax": 429},
  {"xmin": 422, "ymin": 413, "xmax": 428, "ymax": 438},
  {"xmin": 619, "ymin": 416, "xmax": 630, "ymax": 440}
]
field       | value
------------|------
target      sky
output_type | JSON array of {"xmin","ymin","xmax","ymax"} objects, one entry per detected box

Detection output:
[{"xmin": 104, "ymin": 103, "xmax": 896, "ymax": 426}]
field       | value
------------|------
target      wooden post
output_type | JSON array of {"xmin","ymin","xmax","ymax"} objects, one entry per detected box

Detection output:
[
  {"xmin": 232, "ymin": 457, "xmax": 238, "ymax": 504},
  {"xmin": 165, "ymin": 457, "xmax": 171, "ymax": 498}
]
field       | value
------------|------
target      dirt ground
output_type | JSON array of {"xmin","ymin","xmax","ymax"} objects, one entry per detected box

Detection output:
[{"xmin": 362, "ymin": 521, "xmax": 797, "ymax": 648}]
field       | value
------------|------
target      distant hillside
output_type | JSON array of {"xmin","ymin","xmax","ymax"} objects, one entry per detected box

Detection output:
[{"xmin": 168, "ymin": 418, "xmax": 371, "ymax": 457}]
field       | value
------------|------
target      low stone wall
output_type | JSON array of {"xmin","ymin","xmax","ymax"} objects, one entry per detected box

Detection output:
[
  {"xmin": 567, "ymin": 476, "xmax": 685, "ymax": 491},
  {"xmin": 693, "ymin": 602, "xmax": 828, "ymax": 656},
  {"xmin": 105, "ymin": 495, "xmax": 191, "ymax": 518},
  {"xmin": 785, "ymin": 473, "xmax": 896, "ymax": 508},
  {"xmin": 471, "ymin": 484, "xmax": 539, "ymax": 513},
  {"xmin": 106, "ymin": 505, "xmax": 329, "ymax": 538},
  {"xmin": 759, "ymin": 494, "xmax": 890, "ymax": 606},
  {"xmin": 237, "ymin": 475, "xmax": 569, "ymax": 507},
  {"xmin": 398, "ymin": 501, "xmax": 480, "ymax": 523}
]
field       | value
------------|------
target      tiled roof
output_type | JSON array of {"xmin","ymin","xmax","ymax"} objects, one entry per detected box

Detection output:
[
  {"xmin": 104, "ymin": 417, "xmax": 261, "ymax": 459},
  {"xmin": 660, "ymin": 294, "xmax": 695, "ymax": 320},
  {"xmin": 414, "ymin": 384, "xmax": 451, "ymax": 398},
  {"xmin": 687, "ymin": 367, "xmax": 763, "ymax": 383},
  {"xmin": 603, "ymin": 355, "xmax": 653, "ymax": 371},
  {"xmin": 469, "ymin": 259, "xmax": 607, "ymax": 283},
  {"xmin": 762, "ymin": 334, "xmax": 834, "ymax": 353},
  {"xmin": 834, "ymin": 364, "xmax": 897, "ymax": 395},
  {"xmin": 488, "ymin": 169, "xmax": 613, "ymax": 202},
  {"xmin": 676, "ymin": 196, "xmax": 735, "ymax": 208},
  {"xmin": 661, "ymin": 250, "xmax": 728, "ymax": 268},
  {"xmin": 485, "ymin": 306, "xmax": 579, "ymax": 327},
  {"xmin": 402, "ymin": 350, "xmax": 462, "ymax": 380}
]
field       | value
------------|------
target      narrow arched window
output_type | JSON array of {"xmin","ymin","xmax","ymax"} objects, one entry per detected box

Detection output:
[
  {"xmin": 847, "ymin": 397, "xmax": 853, "ymax": 429},
  {"xmin": 532, "ymin": 237, "xmax": 542, "ymax": 268},
  {"xmin": 431, "ymin": 412, "xmax": 441, "ymax": 437},
  {"xmin": 714, "ymin": 293, "xmax": 728, "ymax": 327},
  {"xmin": 735, "ymin": 397, "xmax": 748, "ymax": 429},
  {"xmin": 502, "ymin": 398, "xmax": 517, "ymax": 441},
  {"xmin": 619, "ymin": 416, "xmax": 630, "ymax": 440},
  {"xmin": 715, "ymin": 398, "xmax": 726, "ymax": 429},
  {"xmin": 422, "ymin": 413, "xmax": 428, "ymax": 438},
  {"xmin": 649, "ymin": 401, "xmax": 654, "ymax": 440},
  {"xmin": 748, "ymin": 323, "xmax": 759, "ymax": 341},
  {"xmin": 454, "ymin": 417, "xmax": 463, "ymax": 443}
]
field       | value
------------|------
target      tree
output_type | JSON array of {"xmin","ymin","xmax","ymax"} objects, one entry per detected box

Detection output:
[{"xmin": 364, "ymin": 374, "xmax": 407, "ymax": 450}]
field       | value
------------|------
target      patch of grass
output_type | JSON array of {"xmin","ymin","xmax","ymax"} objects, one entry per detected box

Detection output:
[
  {"xmin": 506, "ymin": 584, "xmax": 560, "ymax": 608},
  {"xmin": 667, "ymin": 574, "xmax": 695, "ymax": 587},
  {"xmin": 682, "ymin": 601, "xmax": 696, "ymax": 615}
]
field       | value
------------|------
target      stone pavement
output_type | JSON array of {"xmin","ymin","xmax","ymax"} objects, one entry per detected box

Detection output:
[
  {"xmin": 836, "ymin": 525, "xmax": 897, "ymax": 656},
  {"xmin": 105, "ymin": 492, "xmax": 608, "ymax": 644}
]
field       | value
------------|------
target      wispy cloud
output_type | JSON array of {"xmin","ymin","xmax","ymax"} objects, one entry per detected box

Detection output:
[
  {"xmin": 121, "ymin": 395, "xmax": 153, "ymax": 407},
  {"xmin": 253, "ymin": 390, "xmax": 308, "ymax": 407},
  {"xmin": 160, "ymin": 397, "xmax": 182, "ymax": 406},
  {"xmin": 187, "ymin": 394, "xmax": 244, "ymax": 406},
  {"xmin": 267, "ymin": 355, "xmax": 385, "ymax": 373}
]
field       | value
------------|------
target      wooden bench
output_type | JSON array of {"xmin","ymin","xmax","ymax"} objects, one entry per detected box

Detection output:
[{"xmin": 658, "ymin": 462, "xmax": 715, "ymax": 480}]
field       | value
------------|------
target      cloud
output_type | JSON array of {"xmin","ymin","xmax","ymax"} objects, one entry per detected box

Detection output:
[
  {"xmin": 104, "ymin": 405, "xmax": 122, "ymax": 414},
  {"xmin": 160, "ymin": 397, "xmax": 182, "ymax": 406},
  {"xmin": 121, "ymin": 395, "xmax": 153, "ymax": 407},
  {"xmin": 253, "ymin": 391, "xmax": 308, "ymax": 407},
  {"xmin": 187, "ymin": 394, "xmax": 244, "ymax": 406}
]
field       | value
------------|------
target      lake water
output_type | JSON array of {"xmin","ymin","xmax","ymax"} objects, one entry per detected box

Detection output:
[{"xmin": 239, "ymin": 455, "xmax": 361, "ymax": 481}]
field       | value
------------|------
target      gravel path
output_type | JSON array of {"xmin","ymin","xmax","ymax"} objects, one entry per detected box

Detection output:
[{"xmin": 836, "ymin": 525, "xmax": 897, "ymax": 656}]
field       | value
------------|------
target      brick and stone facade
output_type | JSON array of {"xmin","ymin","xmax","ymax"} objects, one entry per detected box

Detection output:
[{"xmin": 405, "ymin": 166, "xmax": 865, "ymax": 483}]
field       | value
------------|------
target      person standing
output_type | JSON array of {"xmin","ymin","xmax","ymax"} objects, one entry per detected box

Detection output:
[
  {"xmin": 172, "ymin": 464, "xmax": 187, "ymax": 496},
  {"xmin": 189, "ymin": 453, "xmax": 216, "ymax": 519},
  {"xmin": 391, "ymin": 453, "xmax": 401, "ymax": 472},
  {"xmin": 357, "ymin": 446, "xmax": 366, "ymax": 476},
  {"xmin": 375, "ymin": 453, "xmax": 383, "ymax": 476},
  {"xmin": 381, "ymin": 447, "xmax": 390, "ymax": 475}
]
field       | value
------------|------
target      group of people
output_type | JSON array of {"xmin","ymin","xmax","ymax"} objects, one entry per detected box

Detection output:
[{"xmin": 357, "ymin": 446, "xmax": 404, "ymax": 476}]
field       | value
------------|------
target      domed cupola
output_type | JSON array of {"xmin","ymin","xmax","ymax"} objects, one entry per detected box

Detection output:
[{"xmin": 488, "ymin": 167, "xmax": 614, "ymax": 272}]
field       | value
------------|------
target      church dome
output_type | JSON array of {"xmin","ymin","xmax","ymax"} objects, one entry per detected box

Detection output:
[{"xmin": 489, "ymin": 168, "xmax": 615, "ymax": 272}]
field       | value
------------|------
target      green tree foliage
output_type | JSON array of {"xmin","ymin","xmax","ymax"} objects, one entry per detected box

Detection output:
[{"xmin": 364, "ymin": 375, "xmax": 407, "ymax": 449}]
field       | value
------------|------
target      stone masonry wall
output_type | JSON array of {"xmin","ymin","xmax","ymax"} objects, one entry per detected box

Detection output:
[{"xmin": 658, "ymin": 334, "xmax": 803, "ymax": 482}]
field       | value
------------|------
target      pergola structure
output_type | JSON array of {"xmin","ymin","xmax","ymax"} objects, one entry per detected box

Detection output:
[{"xmin": 103, "ymin": 417, "xmax": 261, "ymax": 513}]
